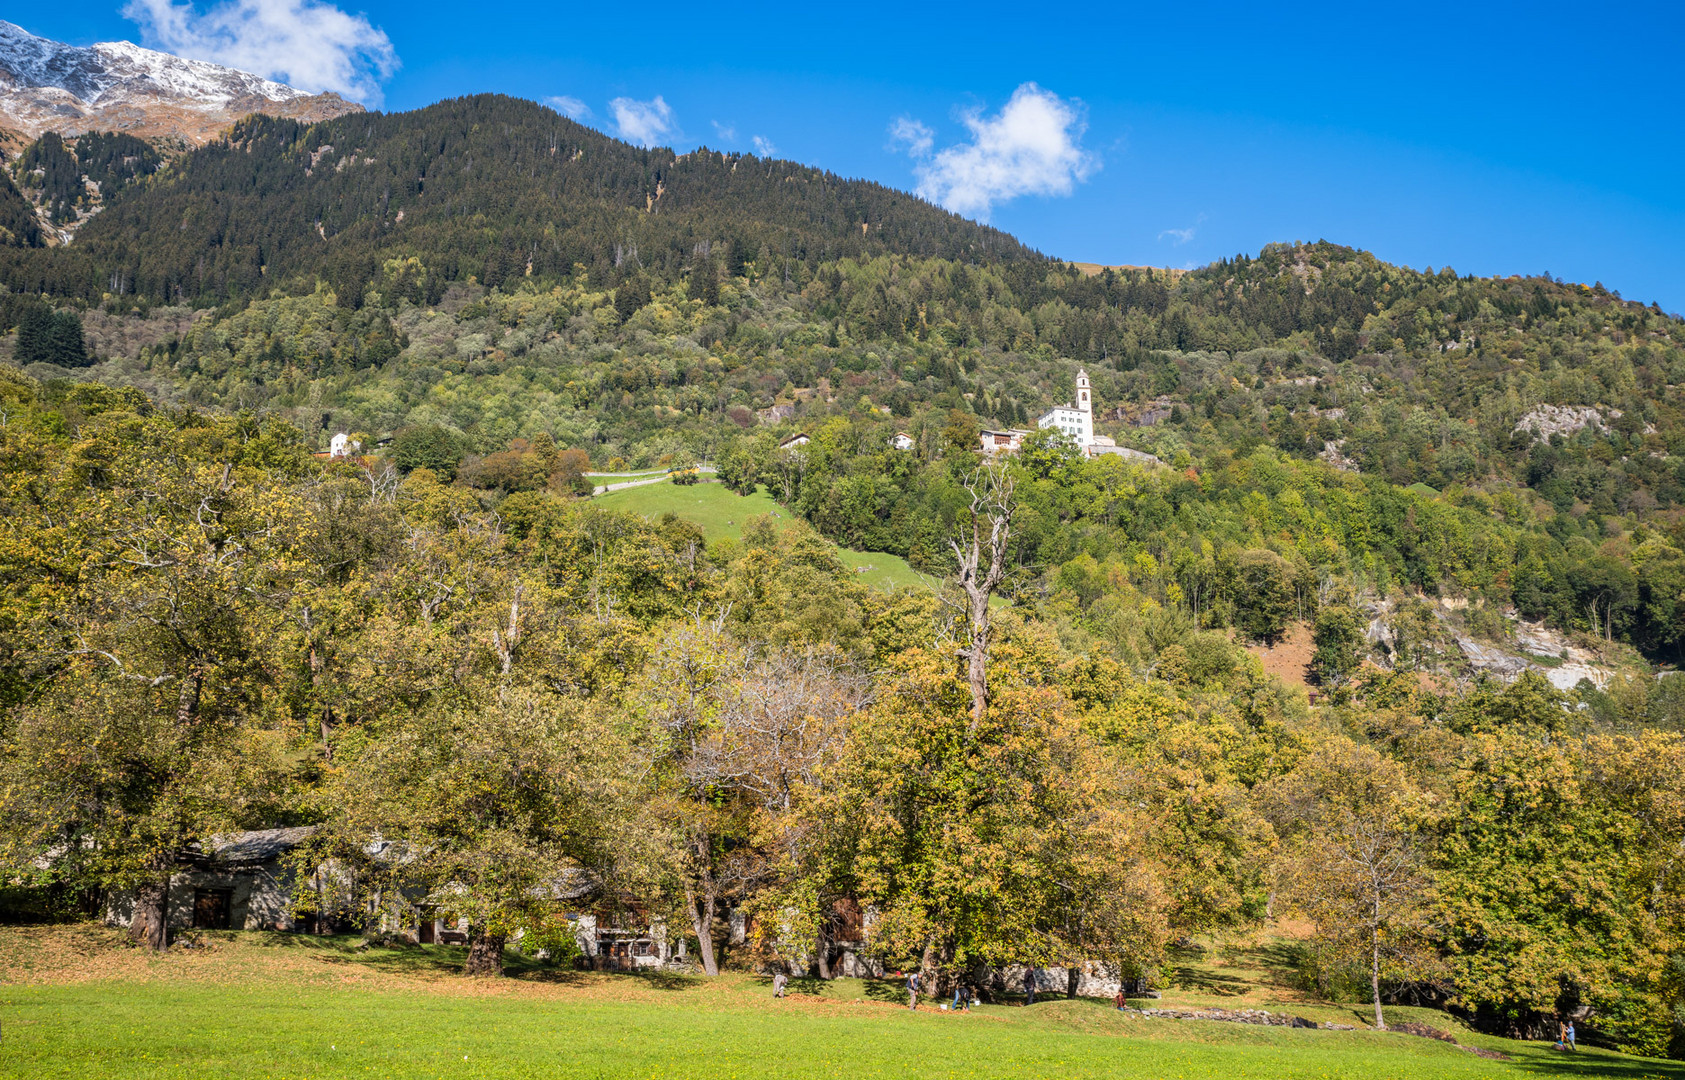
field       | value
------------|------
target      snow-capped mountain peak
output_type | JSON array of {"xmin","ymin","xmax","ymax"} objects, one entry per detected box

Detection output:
[
  {"xmin": 79, "ymin": 39, "xmax": 312, "ymax": 107},
  {"xmin": 0, "ymin": 20, "xmax": 359, "ymax": 145}
]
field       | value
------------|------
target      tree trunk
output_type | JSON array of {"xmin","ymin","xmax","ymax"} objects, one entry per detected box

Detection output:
[
  {"xmin": 465, "ymin": 925, "xmax": 506, "ymax": 977},
  {"xmin": 965, "ymin": 586, "xmax": 991, "ymax": 724},
  {"xmin": 949, "ymin": 465, "xmax": 1013, "ymax": 731},
  {"xmin": 131, "ymin": 876, "xmax": 169, "ymax": 951},
  {"xmin": 815, "ymin": 920, "xmax": 831, "ymax": 980},
  {"xmin": 1067, "ymin": 965, "xmax": 1081, "ymax": 999},
  {"xmin": 176, "ymin": 670, "xmax": 202, "ymax": 727},
  {"xmin": 1371, "ymin": 924, "xmax": 1386, "ymax": 1030},
  {"xmin": 687, "ymin": 886, "xmax": 720, "ymax": 976}
]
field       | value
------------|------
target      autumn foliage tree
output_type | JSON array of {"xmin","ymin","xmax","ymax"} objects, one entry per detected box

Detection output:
[
  {"xmin": 1262, "ymin": 739, "xmax": 1437, "ymax": 1030},
  {"xmin": 822, "ymin": 625, "xmax": 1167, "ymax": 995}
]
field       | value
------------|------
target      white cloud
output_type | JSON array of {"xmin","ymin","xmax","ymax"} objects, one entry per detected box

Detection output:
[
  {"xmin": 546, "ymin": 96, "xmax": 590, "ymax": 120},
  {"xmin": 894, "ymin": 83, "xmax": 1096, "ymax": 220},
  {"xmin": 1158, "ymin": 213, "xmax": 1207, "ymax": 246},
  {"xmin": 123, "ymin": 0, "xmax": 397, "ymax": 105},
  {"xmin": 751, "ymin": 135, "xmax": 776, "ymax": 157},
  {"xmin": 609, "ymin": 95, "xmax": 677, "ymax": 148},
  {"xmin": 711, "ymin": 119, "xmax": 737, "ymax": 142},
  {"xmin": 887, "ymin": 116, "xmax": 933, "ymax": 157}
]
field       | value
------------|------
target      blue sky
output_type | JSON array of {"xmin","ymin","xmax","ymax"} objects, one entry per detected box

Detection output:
[{"xmin": 29, "ymin": 1, "xmax": 1685, "ymax": 312}]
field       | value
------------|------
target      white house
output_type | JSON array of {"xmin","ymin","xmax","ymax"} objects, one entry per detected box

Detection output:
[
  {"xmin": 778, "ymin": 432, "xmax": 810, "ymax": 451},
  {"xmin": 889, "ymin": 432, "xmax": 915, "ymax": 451},
  {"xmin": 328, "ymin": 432, "xmax": 361, "ymax": 459}
]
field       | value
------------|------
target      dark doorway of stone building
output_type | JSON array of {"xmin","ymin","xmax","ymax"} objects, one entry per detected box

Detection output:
[{"xmin": 193, "ymin": 888, "xmax": 233, "ymax": 930}]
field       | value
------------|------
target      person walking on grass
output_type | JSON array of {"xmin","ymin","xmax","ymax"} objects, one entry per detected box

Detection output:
[
  {"xmin": 1114, "ymin": 989, "xmax": 1126, "ymax": 1011},
  {"xmin": 907, "ymin": 970, "xmax": 920, "ymax": 1011},
  {"xmin": 772, "ymin": 971, "xmax": 787, "ymax": 998},
  {"xmin": 1566, "ymin": 1021, "xmax": 1577, "ymax": 1051}
]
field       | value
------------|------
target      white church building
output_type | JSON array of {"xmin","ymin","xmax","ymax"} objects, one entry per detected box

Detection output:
[
  {"xmin": 1038, "ymin": 368, "xmax": 1098, "ymax": 446},
  {"xmin": 981, "ymin": 368, "xmax": 1160, "ymax": 465}
]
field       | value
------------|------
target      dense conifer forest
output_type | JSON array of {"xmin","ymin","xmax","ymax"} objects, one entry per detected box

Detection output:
[{"xmin": 2, "ymin": 94, "xmax": 1684, "ymax": 1059}]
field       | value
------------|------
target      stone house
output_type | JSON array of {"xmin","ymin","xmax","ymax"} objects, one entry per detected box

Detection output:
[
  {"xmin": 105, "ymin": 827, "xmax": 317, "ymax": 934},
  {"xmin": 979, "ymin": 428, "xmax": 1029, "ymax": 454}
]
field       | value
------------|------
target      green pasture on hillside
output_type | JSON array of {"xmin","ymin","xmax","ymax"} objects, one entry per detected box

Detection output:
[
  {"xmin": 595, "ymin": 479, "xmax": 933, "ymax": 593},
  {"xmin": 3, "ymin": 970, "xmax": 1676, "ymax": 1080},
  {"xmin": 3, "ymin": 928, "xmax": 1680, "ymax": 1080}
]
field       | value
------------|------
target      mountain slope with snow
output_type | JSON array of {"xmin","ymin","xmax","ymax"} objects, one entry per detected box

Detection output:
[{"xmin": 0, "ymin": 21, "xmax": 361, "ymax": 145}]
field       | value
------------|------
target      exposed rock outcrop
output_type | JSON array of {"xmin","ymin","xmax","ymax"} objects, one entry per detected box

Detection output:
[{"xmin": 1513, "ymin": 403, "xmax": 1619, "ymax": 443}]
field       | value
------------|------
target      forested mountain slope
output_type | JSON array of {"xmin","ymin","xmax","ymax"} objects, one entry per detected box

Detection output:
[{"xmin": 0, "ymin": 93, "xmax": 1034, "ymax": 303}]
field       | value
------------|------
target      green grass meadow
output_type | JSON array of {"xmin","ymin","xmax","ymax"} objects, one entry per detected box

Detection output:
[
  {"xmin": 594, "ymin": 479, "xmax": 934, "ymax": 594},
  {"xmin": 2, "ymin": 928, "xmax": 1681, "ymax": 1080}
]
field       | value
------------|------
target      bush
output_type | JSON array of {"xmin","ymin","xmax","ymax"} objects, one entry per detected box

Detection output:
[
  {"xmin": 1310, "ymin": 606, "xmax": 1365, "ymax": 687},
  {"xmin": 1234, "ymin": 550, "xmax": 1297, "ymax": 644},
  {"xmin": 517, "ymin": 915, "xmax": 586, "ymax": 966},
  {"xmin": 391, "ymin": 424, "xmax": 465, "ymax": 480},
  {"xmin": 551, "ymin": 448, "xmax": 594, "ymax": 496}
]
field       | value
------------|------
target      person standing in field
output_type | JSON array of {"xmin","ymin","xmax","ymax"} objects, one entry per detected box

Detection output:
[
  {"xmin": 1114, "ymin": 989, "xmax": 1126, "ymax": 1011},
  {"xmin": 907, "ymin": 970, "xmax": 921, "ymax": 1010},
  {"xmin": 1566, "ymin": 1021, "xmax": 1577, "ymax": 1051},
  {"xmin": 772, "ymin": 971, "xmax": 787, "ymax": 998}
]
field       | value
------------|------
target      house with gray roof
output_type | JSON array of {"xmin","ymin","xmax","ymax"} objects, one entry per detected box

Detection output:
[{"xmin": 105, "ymin": 827, "xmax": 318, "ymax": 935}]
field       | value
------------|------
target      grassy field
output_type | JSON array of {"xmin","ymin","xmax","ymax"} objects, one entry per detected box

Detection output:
[
  {"xmin": 595, "ymin": 479, "xmax": 935, "ymax": 594},
  {"xmin": 2, "ymin": 926, "xmax": 1680, "ymax": 1080}
]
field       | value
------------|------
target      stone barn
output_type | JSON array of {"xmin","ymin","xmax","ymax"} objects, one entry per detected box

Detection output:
[{"xmin": 106, "ymin": 827, "xmax": 316, "ymax": 934}]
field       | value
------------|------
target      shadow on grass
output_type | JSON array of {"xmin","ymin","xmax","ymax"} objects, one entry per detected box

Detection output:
[
  {"xmin": 616, "ymin": 968, "xmax": 703, "ymax": 992},
  {"xmin": 860, "ymin": 978, "xmax": 910, "ymax": 1005},
  {"xmin": 780, "ymin": 976, "xmax": 828, "ymax": 997},
  {"xmin": 1164, "ymin": 964, "xmax": 1251, "ymax": 996},
  {"xmin": 1366, "ymin": 1006, "xmax": 1685, "ymax": 1079},
  {"xmin": 1229, "ymin": 941, "xmax": 1311, "ymax": 990},
  {"xmin": 1484, "ymin": 1045, "xmax": 1684, "ymax": 1079},
  {"xmin": 228, "ymin": 932, "xmax": 625, "ymax": 986}
]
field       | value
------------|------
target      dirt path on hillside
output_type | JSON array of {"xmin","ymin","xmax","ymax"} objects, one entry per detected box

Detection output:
[{"xmin": 1243, "ymin": 621, "xmax": 1314, "ymax": 691}]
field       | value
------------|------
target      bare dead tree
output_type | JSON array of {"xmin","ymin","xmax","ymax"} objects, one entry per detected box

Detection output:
[{"xmin": 949, "ymin": 460, "xmax": 1016, "ymax": 729}]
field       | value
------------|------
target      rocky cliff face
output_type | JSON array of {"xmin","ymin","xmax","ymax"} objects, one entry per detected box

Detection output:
[{"xmin": 0, "ymin": 20, "xmax": 362, "ymax": 145}]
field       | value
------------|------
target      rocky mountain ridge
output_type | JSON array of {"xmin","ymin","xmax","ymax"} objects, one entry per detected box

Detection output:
[{"xmin": 0, "ymin": 20, "xmax": 361, "ymax": 145}]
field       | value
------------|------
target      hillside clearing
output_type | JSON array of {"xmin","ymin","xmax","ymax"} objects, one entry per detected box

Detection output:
[{"xmin": 594, "ymin": 479, "xmax": 934, "ymax": 593}]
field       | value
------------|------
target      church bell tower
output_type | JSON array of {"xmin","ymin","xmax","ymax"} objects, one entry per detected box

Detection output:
[{"xmin": 1075, "ymin": 368, "xmax": 1093, "ymax": 444}]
